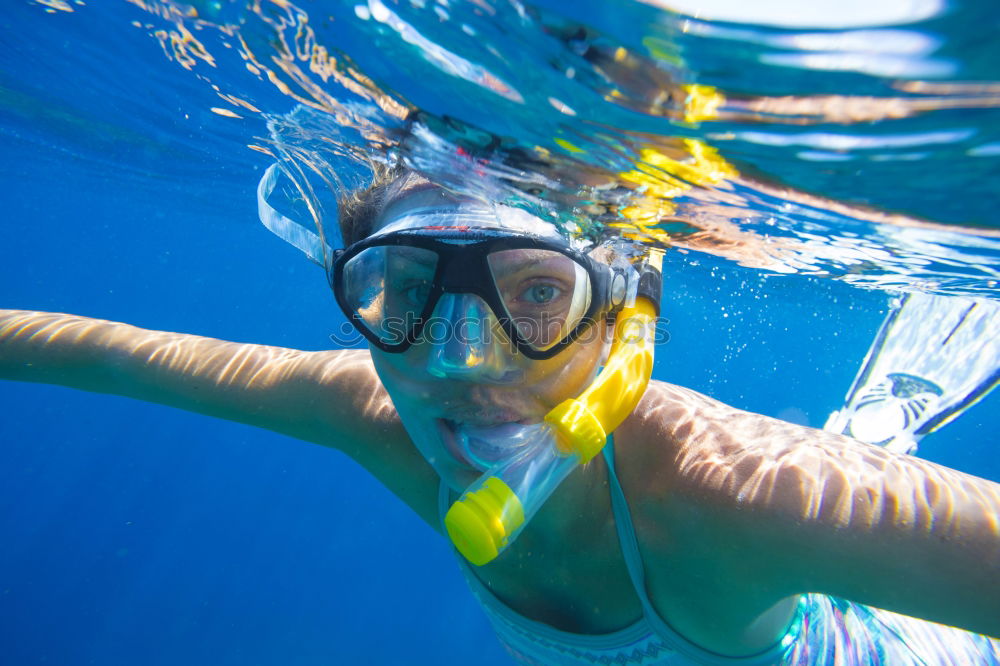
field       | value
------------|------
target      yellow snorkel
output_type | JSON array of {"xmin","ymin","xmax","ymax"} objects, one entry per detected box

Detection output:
[{"xmin": 445, "ymin": 249, "xmax": 663, "ymax": 566}]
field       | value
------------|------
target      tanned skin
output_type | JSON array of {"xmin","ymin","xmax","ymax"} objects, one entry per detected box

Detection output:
[{"xmin": 2, "ymin": 309, "xmax": 998, "ymax": 655}]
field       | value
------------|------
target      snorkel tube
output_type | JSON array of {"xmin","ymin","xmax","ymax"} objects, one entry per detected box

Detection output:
[
  {"xmin": 256, "ymin": 149, "xmax": 664, "ymax": 566},
  {"xmin": 445, "ymin": 250, "xmax": 663, "ymax": 566}
]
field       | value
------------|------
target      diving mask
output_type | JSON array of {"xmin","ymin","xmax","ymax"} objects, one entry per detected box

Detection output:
[{"xmin": 329, "ymin": 199, "xmax": 634, "ymax": 360}]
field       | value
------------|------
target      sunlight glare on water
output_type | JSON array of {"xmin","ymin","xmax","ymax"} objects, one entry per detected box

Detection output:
[
  {"xmin": 642, "ymin": 0, "xmax": 946, "ymax": 28},
  {"xmin": 20, "ymin": 0, "xmax": 1000, "ymax": 296}
]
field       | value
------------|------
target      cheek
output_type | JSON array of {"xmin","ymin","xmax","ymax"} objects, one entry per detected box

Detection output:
[
  {"xmin": 527, "ymin": 325, "xmax": 611, "ymax": 404},
  {"xmin": 369, "ymin": 347, "xmax": 431, "ymax": 399}
]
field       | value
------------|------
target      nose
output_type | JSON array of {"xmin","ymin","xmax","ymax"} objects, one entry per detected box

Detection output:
[{"xmin": 425, "ymin": 293, "xmax": 522, "ymax": 383}]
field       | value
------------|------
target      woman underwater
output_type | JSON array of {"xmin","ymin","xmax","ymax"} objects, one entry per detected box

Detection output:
[{"xmin": 2, "ymin": 167, "xmax": 999, "ymax": 665}]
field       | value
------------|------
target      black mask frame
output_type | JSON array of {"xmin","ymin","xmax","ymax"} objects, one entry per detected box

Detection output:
[{"xmin": 329, "ymin": 227, "xmax": 629, "ymax": 359}]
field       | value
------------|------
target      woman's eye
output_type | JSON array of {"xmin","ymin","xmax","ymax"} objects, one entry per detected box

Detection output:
[
  {"xmin": 401, "ymin": 282, "xmax": 431, "ymax": 306},
  {"xmin": 521, "ymin": 284, "xmax": 561, "ymax": 304}
]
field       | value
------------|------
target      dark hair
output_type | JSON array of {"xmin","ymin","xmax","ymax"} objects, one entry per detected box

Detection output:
[{"xmin": 336, "ymin": 164, "xmax": 429, "ymax": 245}]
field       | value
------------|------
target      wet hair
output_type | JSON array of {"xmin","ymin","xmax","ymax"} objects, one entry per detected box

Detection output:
[
  {"xmin": 337, "ymin": 164, "xmax": 429, "ymax": 245},
  {"xmin": 334, "ymin": 167, "xmax": 618, "ymax": 267}
]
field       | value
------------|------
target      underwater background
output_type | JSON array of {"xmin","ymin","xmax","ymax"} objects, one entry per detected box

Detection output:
[{"xmin": 1, "ymin": 0, "xmax": 998, "ymax": 664}]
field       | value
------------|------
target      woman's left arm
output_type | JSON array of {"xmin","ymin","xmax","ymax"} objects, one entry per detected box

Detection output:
[
  {"xmin": 697, "ymin": 405, "xmax": 1000, "ymax": 637},
  {"xmin": 778, "ymin": 434, "xmax": 1000, "ymax": 637},
  {"xmin": 632, "ymin": 383, "xmax": 1000, "ymax": 639}
]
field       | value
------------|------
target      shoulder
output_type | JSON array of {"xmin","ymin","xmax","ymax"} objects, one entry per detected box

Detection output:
[
  {"xmin": 611, "ymin": 382, "xmax": 1000, "ymax": 641},
  {"xmin": 613, "ymin": 381, "xmax": 773, "ymax": 499},
  {"xmin": 610, "ymin": 379, "xmax": 960, "ymax": 566},
  {"xmin": 616, "ymin": 380, "xmax": 859, "ymax": 506},
  {"xmin": 608, "ymin": 382, "xmax": 819, "ymax": 649},
  {"xmin": 609, "ymin": 379, "xmax": 884, "ymax": 561}
]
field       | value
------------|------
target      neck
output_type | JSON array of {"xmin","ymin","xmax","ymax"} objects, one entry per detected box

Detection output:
[{"xmin": 515, "ymin": 450, "xmax": 617, "ymax": 553}]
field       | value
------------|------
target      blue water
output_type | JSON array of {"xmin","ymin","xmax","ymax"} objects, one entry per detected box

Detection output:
[{"xmin": 1, "ymin": 1, "xmax": 999, "ymax": 664}]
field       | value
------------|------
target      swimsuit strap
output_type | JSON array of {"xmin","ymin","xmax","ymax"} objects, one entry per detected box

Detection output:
[
  {"xmin": 602, "ymin": 437, "xmax": 660, "ymax": 617},
  {"xmin": 602, "ymin": 437, "xmax": 794, "ymax": 665},
  {"xmin": 439, "ymin": 438, "xmax": 790, "ymax": 664}
]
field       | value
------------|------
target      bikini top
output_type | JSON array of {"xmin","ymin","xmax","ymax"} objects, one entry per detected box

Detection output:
[{"xmin": 439, "ymin": 436, "xmax": 795, "ymax": 665}]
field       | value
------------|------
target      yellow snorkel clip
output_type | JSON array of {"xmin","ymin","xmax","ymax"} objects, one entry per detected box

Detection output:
[{"xmin": 445, "ymin": 250, "xmax": 663, "ymax": 566}]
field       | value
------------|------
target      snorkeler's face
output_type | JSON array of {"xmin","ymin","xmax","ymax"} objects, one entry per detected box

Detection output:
[{"xmin": 365, "ymin": 187, "xmax": 613, "ymax": 489}]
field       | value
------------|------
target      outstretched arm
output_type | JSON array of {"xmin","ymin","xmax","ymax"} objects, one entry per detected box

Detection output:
[
  {"xmin": 0, "ymin": 309, "xmax": 440, "ymax": 523},
  {"xmin": 625, "ymin": 382, "xmax": 1000, "ymax": 644},
  {"xmin": 765, "ymin": 423, "xmax": 1000, "ymax": 637}
]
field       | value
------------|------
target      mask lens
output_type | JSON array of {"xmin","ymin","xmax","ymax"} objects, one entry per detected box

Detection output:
[
  {"xmin": 342, "ymin": 245, "xmax": 439, "ymax": 345},
  {"xmin": 487, "ymin": 249, "xmax": 592, "ymax": 351}
]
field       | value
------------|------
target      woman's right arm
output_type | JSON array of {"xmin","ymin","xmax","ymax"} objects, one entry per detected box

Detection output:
[{"xmin": 0, "ymin": 309, "xmax": 441, "ymax": 522}]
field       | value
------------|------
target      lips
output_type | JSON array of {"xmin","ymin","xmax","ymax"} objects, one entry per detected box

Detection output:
[
  {"xmin": 439, "ymin": 406, "xmax": 531, "ymax": 426},
  {"xmin": 431, "ymin": 385, "xmax": 546, "ymax": 425}
]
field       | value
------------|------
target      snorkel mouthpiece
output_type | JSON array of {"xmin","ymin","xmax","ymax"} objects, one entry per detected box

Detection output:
[{"xmin": 445, "ymin": 254, "xmax": 661, "ymax": 566}]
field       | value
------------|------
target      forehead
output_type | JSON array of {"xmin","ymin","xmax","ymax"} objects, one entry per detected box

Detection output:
[{"xmin": 373, "ymin": 186, "xmax": 563, "ymax": 240}]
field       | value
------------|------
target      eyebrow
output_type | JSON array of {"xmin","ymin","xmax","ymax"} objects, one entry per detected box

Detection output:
[
  {"xmin": 493, "ymin": 250, "xmax": 575, "ymax": 273},
  {"xmin": 388, "ymin": 247, "xmax": 438, "ymax": 268}
]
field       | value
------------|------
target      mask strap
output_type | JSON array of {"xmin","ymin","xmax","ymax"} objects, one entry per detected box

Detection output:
[{"xmin": 257, "ymin": 163, "xmax": 333, "ymax": 267}]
